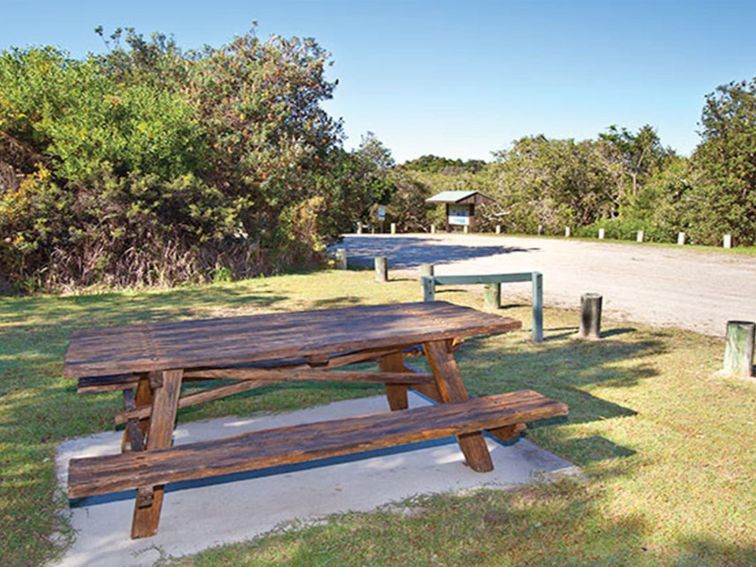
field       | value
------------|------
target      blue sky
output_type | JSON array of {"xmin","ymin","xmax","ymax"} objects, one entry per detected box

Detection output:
[{"xmin": 1, "ymin": 0, "xmax": 754, "ymax": 161}]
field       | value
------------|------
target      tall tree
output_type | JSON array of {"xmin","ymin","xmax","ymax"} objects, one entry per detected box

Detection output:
[
  {"xmin": 599, "ymin": 124, "xmax": 671, "ymax": 201},
  {"xmin": 688, "ymin": 77, "xmax": 756, "ymax": 244}
]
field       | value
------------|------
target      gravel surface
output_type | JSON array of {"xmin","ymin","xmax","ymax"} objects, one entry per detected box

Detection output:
[{"xmin": 341, "ymin": 233, "xmax": 756, "ymax": 336}]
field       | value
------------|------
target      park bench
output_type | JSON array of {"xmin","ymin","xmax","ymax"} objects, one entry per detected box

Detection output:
[
  {"xmin": 422, "ymin": 272, "xmax": 544, "ymax": 342},
  {"xmin": 64, "ymin": 301, "xmax": 567, "ymax": 539}
]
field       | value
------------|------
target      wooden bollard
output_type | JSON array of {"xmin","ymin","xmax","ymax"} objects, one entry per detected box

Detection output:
[
  {"xmin": 598, "ymin": 228, "xmax": 605, "ymax": 239},
  {"xmin": 419, "ymin": 264, "xmax": 434, "ymax": 278},
  {"xmin": 578, "ymin": 293, "xmax": 602, "ymax": 340},
  {"xmin": 531, "ymin": 272, "xmax": 544, "ymax": 343},
  {"xmin": 537, "ymin": 224, "xmax": 544, "ymax": 235},
  {"xmin": 565, "ymin": 227, "xmax": 571, "ymax": 237},
  {"xmin": 723, "ymin": 321, "xmax": 755, "ymax": 378},
  {"xmin": 495, "ymin": 225, "xmax": 501, "ymax": 235},
  {"xmin": 374, "ymin": 256, "xmax": 388, "ymax": 282},
  {"xmin": 723, "ymin": 234, "xmax": 732, "ymax": 249},
  {"xmin": 421, "ymin": 275, "xmax": 435, "ymax": 301},
  {"xmin": 390, "ymin": 223, "xmax": 397, "ymax": 235},
  {"xmin": 335, "ymin": 249, "xmax": 347, "ymax": 270},
  {"xmin": 637, "ymin": 230, "xmax": 644, "ymax": 243},
  {"xmin": 463, "ymin": 225, "xmax": 469, "ymax": 234},
  {"xmin": 356, "ymin": 221, "xmax": 363, "ymax": 235},
  {"xmin": 483, "ymin": 283, "xmax": 501, "ymax": 311},
  {"xmin": 677, "ymin": 232, "xmax": 685, "ymax": 245},
  {"xmin": 430, "ymin": 224, "xmax": 436, "ymax": 234}
]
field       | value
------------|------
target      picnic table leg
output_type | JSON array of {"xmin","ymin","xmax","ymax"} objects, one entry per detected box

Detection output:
[
  {"xmin": 422, "ymin": 340, "xmax": 494, "ymax": 472},
  {"xmin": 131, "ymin": 369, "xmax": 183, "ymax": 539},
  {"xmin": 121, "ymin": 374, "xmax": 152, "ymax": 452},
  {"xmin": 378, "ymin": 352, "xmax": 409, "ymax": 410}
]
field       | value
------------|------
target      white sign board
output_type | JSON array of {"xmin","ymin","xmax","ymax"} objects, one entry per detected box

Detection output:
[{"xmin": 448, "ymin": 204, "xmax": 470, "ymax": 226}]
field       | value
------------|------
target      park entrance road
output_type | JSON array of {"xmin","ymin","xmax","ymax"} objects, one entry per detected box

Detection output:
[{"xmin": 342, "ymin": 234, "xmax": 756, "ymax": 337}]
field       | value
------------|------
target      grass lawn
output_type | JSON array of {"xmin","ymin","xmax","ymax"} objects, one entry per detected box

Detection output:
[{"xmin": 1, "ymin": 270, "xmax": 754, "ymax": 566}]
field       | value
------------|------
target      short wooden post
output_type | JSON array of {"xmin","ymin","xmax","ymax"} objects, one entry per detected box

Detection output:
[
  {"xmin": 598, "ymin": 228, "xmax": 605, "ymax": 239},
  {"xmin": 677, "ymin": 232, "xmax": 685, "ymax": 245},
  {"xmin": 421, "ymin": 275, "xmax": 435, "ymax": 301},
  {"xmin": 419, "ymin": 263, "xmax": 434, "ymax": 278},
  {"xmin": 463, "ymin": 225, "xmax": 469, "ymax": 234},
  {"xmin": 430, "ymin": 224, "xmax": 436, "ymax": 234},
  {"xmin": 483, "ymin": 283, "xmax": 501, "ymax": 310},
  {"xmin": 723, "ymin": 234, "xmax": 732, "ymax": 249},
  {"xmin": 335, "ymin": 249, "xmax": 347, "ymax": 270},
  {"xmin": 723, "ymin": 321, "xmax": 755, "ymax": 378},
  {"xmin": 390, "ymin": 222, "xmax": 397, "ymax": 235},
  {"xmin": 495, "ymin": 225, "xmax": 501, "ymax": 234},
  {"xmin": 578, "ymin": 293, "xmax": 602, "ymax": 340},
  {"xmin": 565, "ymin": 227, "xmax": 571, "ymax": 237},
  {"xmin": 637, "ymin": 230, "xmax": 644, "ymax": 243},
  {"xmin": 531, "ymin": 272, "xmax": 543, "ymax": 343},
  {"xmin": 537, "ymin": 224, "xmax": 543, "ymax": 235},
  {"xmin": 374, "ymin": 256, "xmax": 388, "ymax": 282}
]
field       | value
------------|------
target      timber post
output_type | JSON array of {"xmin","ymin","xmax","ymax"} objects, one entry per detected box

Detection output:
[
  {"xmin": 637, "ymin": 230, "xmax": 644, "ymax": 243},
  {"xmin": 335, "ymin": 249, "xmax": 347, "ymax": 270},
  {"xmin": 483, "ymin": 283, "xmax": 501, "ymax": 311},
  {"xmin": 722, "ymin": 321, "xmax": 755, "ymax": 378},
  {"xmin": 565, "ymin": 227, "xmax": 571, "ymax": 237},
  {"xmin": 598, "ymin": 228, "xmax": 605, "ymax": 239},
  {"xmin": 390, "ymin": 222, "xmax": 397, "ymax": 235},
  {"xmin": 421, "ymin": 276, "xmax": 435, "ymax": 301},
  {"xmin": 578, "ymin": 293, "xmax": 602, "ymax": 340},
  {"xmin": 495, "ymin": 225, "xmax": 501, "ymax": 235},
  {"xmin": 374, "ymin": 256, "xmax": 388, "ymax": 283},
  {"xmin": 419, "ymin": 264, "xmax": 434, "ymax": 278},
  {"xmin": 677, "ymin": 232, "xmax": 686, "ymax": 245},
  {"xmin": 723, "ymin": 234, "xmax": 732, "ymax": 249},
  {"xmin": 531, "ymin": 272, "xmax": 544, "ymax": 343}
]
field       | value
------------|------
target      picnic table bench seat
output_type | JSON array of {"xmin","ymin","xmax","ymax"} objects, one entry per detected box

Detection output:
[{"xmin": 68, "ymin": 389, "xmax": 567, "ymax": 499}]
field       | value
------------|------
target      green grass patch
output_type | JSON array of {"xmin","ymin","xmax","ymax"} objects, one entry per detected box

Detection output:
[{"xmin": 1, "ymin": 271, "xmax": 754, "ymax": 566}]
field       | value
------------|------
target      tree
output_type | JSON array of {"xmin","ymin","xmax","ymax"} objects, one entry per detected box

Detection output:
[
  {"xmin": 688, "ymin": 78, "xmax": 755, "ymax": 244},
  {"xmin": 355, "ymin": 131, "xmax": 395, "ymax": 171},
  {"xmin": 599, "ymin": 124, "xmax": 672, "ymax": 202}
]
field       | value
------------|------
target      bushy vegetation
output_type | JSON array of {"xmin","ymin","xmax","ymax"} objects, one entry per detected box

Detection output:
[
  {"xmin": 0, "ymin": 28, "xmax": 384, "ymax": 291},
  {"xmin": 0, "ymin": 25, "xmax": 752, "ymax": 291},
  {"xmin": 389, "ymin": 79, "xmax": 755, "ymax": 245}
]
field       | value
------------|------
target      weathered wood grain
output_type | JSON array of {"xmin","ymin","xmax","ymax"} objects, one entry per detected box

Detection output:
[
  {"xmin": 378, "ymin": 352, "xmax": 410, "ymax": 410},
  {"xmin": 181, "ymin": 367, "xmax": 435, "ymax": 384},
  {"xmin": 115, "ymin": 379, "xmax": 267, "ymax": 425},
  {"xmin": 423, "ymin": 340, "xmax": 493, "ymax": 472},
  {"xmin": 131, "ymin": 370, "xmax": 182, "ymax": 539},
  {"xmin": 64, "ymin": 302, "xmax": 521, "ymax": 378},
  {"xmin": 68, "ymin": 390, "xmax": 568, "ymax": 499}
]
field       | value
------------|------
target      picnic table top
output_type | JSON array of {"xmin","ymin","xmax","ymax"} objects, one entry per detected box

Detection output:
[{"xmin": 64, "ymin": 301, "xmax": 521, "ymax": 379}]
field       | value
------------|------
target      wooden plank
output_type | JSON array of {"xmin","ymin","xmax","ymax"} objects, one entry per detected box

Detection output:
[
  {"xmin": 131, "ymin": 370, "xmax": 182, "ymax": 539},
  {"xmin": 120, "ymin": 390, "xmax": 145, "ymax": 453},
  {"xmin": 68, "ymin": 390, "xmax": 568, "ymax": 499},
  {"xmin": 423, "ymin": 340, "xmax": 493, "ymax": 472},
  {"xmin": 115, "ymin": 379, "xmax": 266, "ymax": 425},
  {"xmin": 182, "ymin": 367, "xmax": 435, "ymax": 384},
  {"xmin": 432, "ymin": 273, "xmax": 534, "ymax": 285},
  {"xmin": 64, "ymin": 302, "xmax": 521, "ymax": 379},
  {"xmin": 378, "ymin": 353, "xmax": 409, "ymax": 411}
]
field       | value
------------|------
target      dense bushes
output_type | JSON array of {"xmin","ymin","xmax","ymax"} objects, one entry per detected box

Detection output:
[{"xmin": 0, "ymin": 29, "xmax": 377, "ymax": 291}]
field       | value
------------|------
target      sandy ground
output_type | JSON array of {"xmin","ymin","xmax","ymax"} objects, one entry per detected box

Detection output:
[
  {"xmin": 56, "ymin": 392, "xmax": 574, "ymax": 567},
  {"xmin": 341, "ymin": 233, "xmax": 756, "ymax": 336}
]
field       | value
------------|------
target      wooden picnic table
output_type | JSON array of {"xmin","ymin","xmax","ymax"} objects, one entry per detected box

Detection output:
[{"xmin": 64, "ymin": 301, "xmax": 567, "ymax": 539}]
